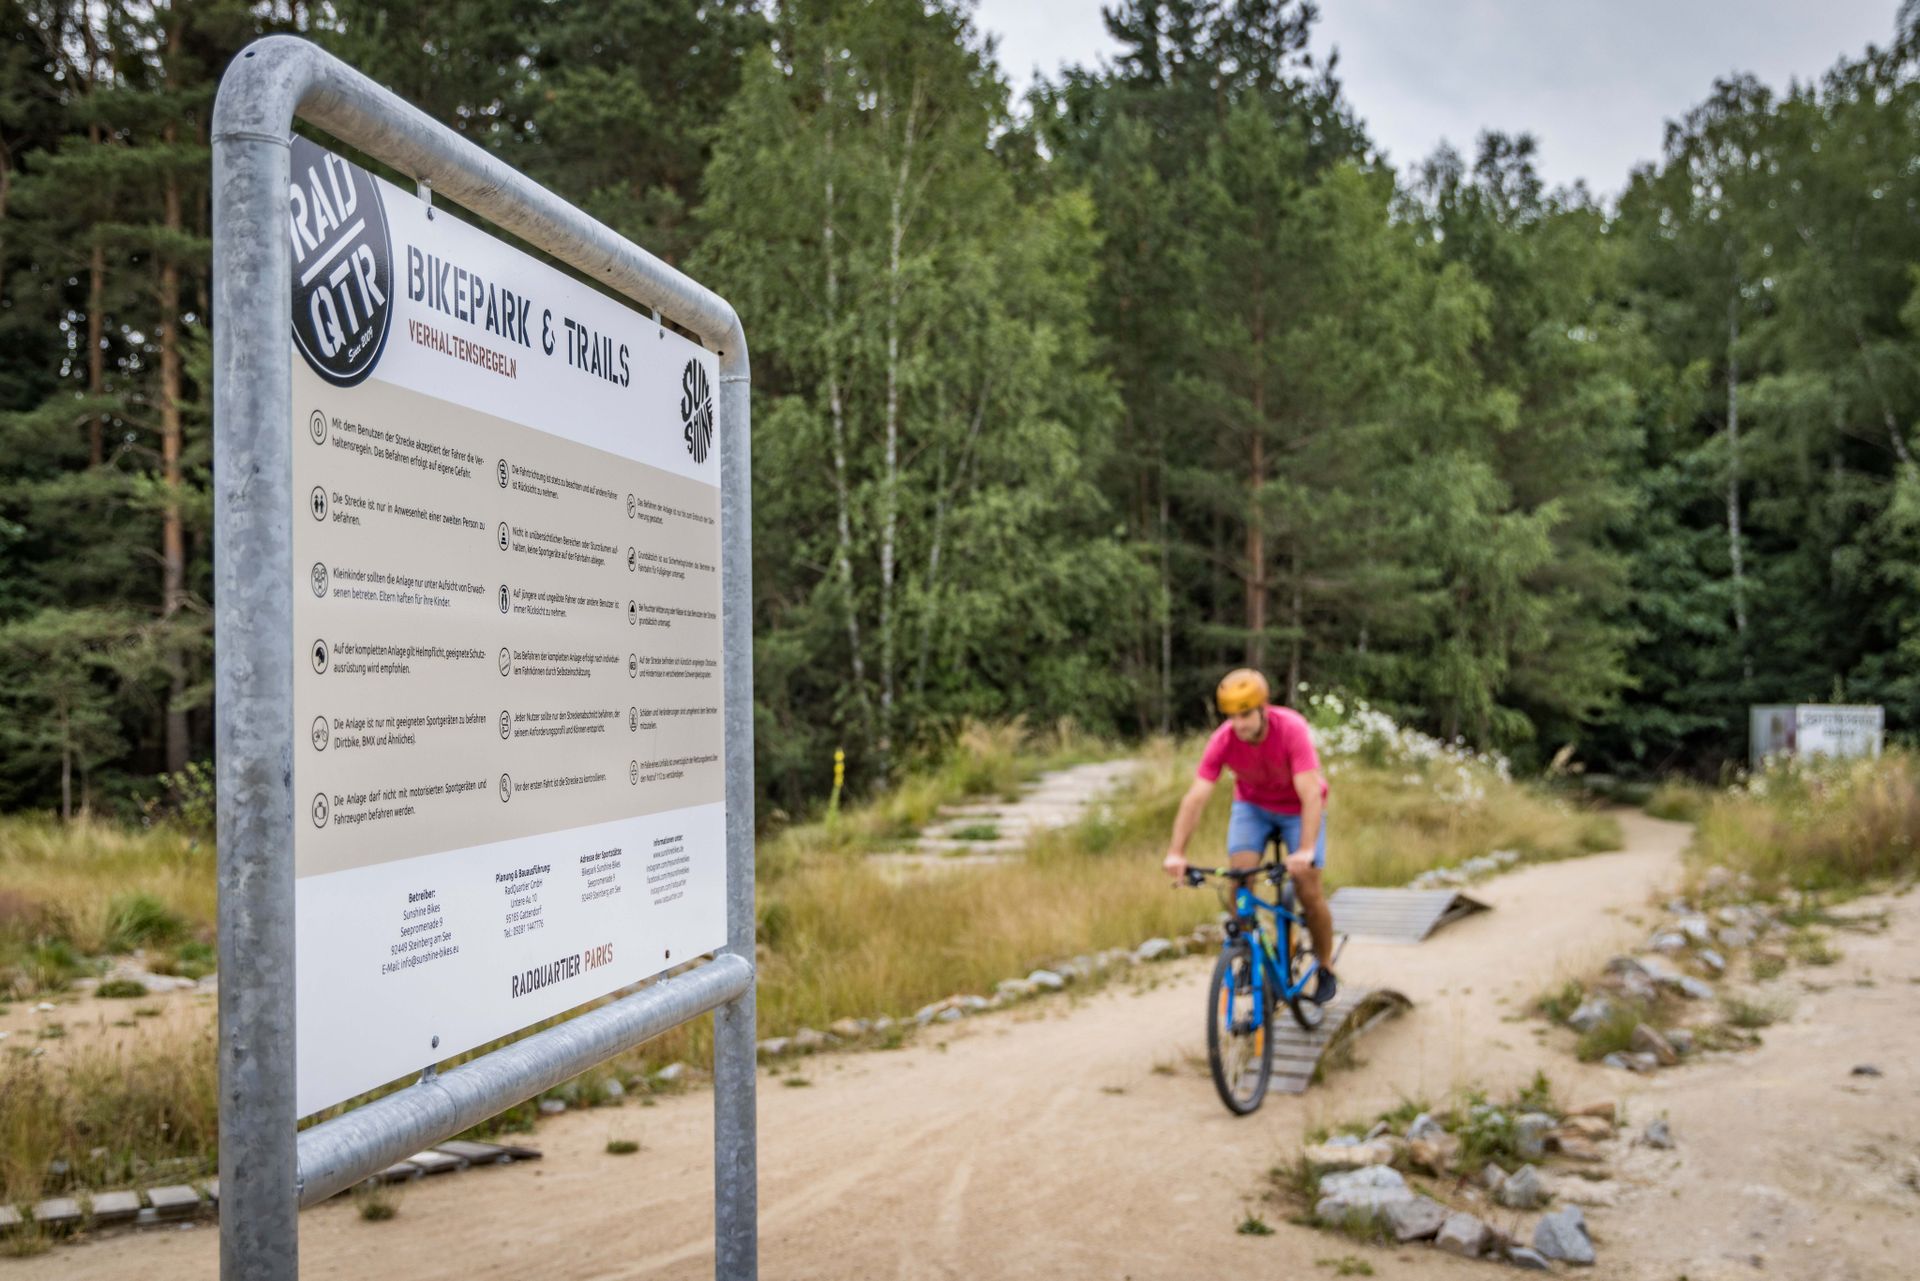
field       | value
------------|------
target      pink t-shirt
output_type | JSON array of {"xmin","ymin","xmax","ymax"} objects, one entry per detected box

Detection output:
[{"xmin": 1197, "ymin": 706, "xmax": 1328, "ymax": 813}]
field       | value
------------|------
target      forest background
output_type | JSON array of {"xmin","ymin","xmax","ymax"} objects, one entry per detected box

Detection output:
[{"xmin": 3, "ymin": 0, "xmax": 1918, "ymax": 823}]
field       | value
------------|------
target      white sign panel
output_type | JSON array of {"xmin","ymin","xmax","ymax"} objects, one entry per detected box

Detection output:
[
  {"xmin": 1794, "ymin": 705, "xmax": 1884, "ymax": 761},
  {"xmin": 287, "ymin": 138, "xmax": 725, "ymax": 1116}
]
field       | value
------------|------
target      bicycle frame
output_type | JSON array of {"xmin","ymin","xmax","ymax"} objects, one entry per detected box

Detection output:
[{"xmin": 1218, "ymin": 876, "xmax": 1319, "ymax": 1032}]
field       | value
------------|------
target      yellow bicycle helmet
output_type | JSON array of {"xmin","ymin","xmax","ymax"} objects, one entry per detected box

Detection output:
[{"xmin": 1216, "ymin": 668, "xmax": 1270, "ymax": 715}]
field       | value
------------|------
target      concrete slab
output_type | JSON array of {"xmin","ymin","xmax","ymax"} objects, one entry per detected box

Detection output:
[
  {"xmin": 406, "ymin": 1150, "xmax": 466, "ymax": 1176},
  {"xmin": 144, "ymin": 1185, "xmax": 203, "ymax": 1220},
  {"xmin": 0, "ymin": 1205, "xmax": 22, "ymax": 1232},
  {"xmin": 30, "ymin": 1197, "xmax": 82, "ymax": 1229},
  {"xmin": 88, "ymin": 1189, "xmax": 142, "ymax": 1225},
  {"xmin": 433, "ymin": 1140, "xmax": 513, "ymax": 1165}
]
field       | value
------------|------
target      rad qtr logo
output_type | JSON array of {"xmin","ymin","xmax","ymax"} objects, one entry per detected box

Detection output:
[
  {"xmin": 680, "ymin": 359, "xmax": 714, "ymax": 464},
  {"xmin": 289, "ymin": 137, "xmax": 393, "ymax": 387}
]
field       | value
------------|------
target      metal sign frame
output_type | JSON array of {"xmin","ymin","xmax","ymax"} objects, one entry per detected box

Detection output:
[{"xmin": 211, "ymin": 36, "xmax": 756, "ymax": 1279}]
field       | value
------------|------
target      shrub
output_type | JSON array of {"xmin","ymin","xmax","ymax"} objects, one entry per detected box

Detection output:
[
  {"xmin": 95, "ymin": 979, "xmax": 148, "ymax": 999},
  {"xmin": 1692, "ymin": 752, "xmax": 1920, "ymax": 891}
]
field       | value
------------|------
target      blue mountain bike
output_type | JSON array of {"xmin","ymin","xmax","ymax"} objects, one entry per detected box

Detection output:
[{"xmin": 1182, "ymin": 839, "xmax": 1324, "ymax": 1114}]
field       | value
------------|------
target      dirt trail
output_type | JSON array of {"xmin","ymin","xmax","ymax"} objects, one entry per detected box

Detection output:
[{"xmin": 23, "ymin": 812, "xmax": 1918, "ymax": 1279}]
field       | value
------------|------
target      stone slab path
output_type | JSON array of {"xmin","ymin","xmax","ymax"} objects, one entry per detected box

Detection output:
[{"xmin": 865, "ymin": 757, "xmax": 1141, "ymax": 877}]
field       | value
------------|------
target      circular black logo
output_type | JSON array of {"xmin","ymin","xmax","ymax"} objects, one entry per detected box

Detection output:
[
  {"xmin": 289, "ymin": 137, "xmax": 393, "ymax": 388},
  {"xmin": 680, "ymin": 359, "xmax": 714, "ymax": 463}
]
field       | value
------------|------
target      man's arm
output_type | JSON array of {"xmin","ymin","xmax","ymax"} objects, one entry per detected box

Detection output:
[
  {"xmin": 1288, "ymin": 769, "xmax": 1325, "ymax": 870},
  {"xmin": 1163, "ymin": 776, "xmax": 1216, "ymax": 878}
]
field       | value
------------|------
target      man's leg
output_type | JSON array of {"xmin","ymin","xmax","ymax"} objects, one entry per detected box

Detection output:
[
  {"xmin": 1280, "ymin": 815, "xmax": 1335, "ymax": 996},
  {"xmin": 1224, "ymin": 800, "xmax": 1269, "ymax": 872}
]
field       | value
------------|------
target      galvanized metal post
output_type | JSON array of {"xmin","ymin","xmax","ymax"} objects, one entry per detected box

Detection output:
[
  {"xmin": 715, "ymin": 346, "xmax": 757, "ymax": 1278},
  {"xmin": 212, "ymin": 35, "xmax": 756, "ymax": 1279},
  {"xmin": 212, "ymin": 47, "xmax": 301, "ymax": 1281}
]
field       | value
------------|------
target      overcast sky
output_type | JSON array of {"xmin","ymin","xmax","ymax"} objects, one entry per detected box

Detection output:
[{"xmin": 975, "ymin": 0, "xmax": 1904, "ymax": 198}]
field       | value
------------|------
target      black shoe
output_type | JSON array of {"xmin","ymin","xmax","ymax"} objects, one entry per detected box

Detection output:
[{"xmin": 1310, "ymin": 968, "xmax": 1338, "ymax": 1006}]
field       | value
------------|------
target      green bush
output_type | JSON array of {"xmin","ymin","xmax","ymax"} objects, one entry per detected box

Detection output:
[{"xmin": 95, "ymin": 979, "xmax": 148, "ymax": 999}]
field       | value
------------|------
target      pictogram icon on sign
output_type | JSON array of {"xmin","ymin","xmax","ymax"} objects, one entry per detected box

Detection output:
[
  {"xmin": 310, "ymin": 562, "xmax": 329, "ymax": 597},
  {"xmin": 311, "ymin": 638, "xmax": 330, "ymax": 674},
  {"xmin": 311, "ymin": 792, "xmax": 330, "ymax": 828},
  {"xmin": 311, "ymin": 716, "xmax": 330, "ymax": 751},
  {"xmin": 311, "ymin": 486, "xmax": 329, "ymax": 521}
]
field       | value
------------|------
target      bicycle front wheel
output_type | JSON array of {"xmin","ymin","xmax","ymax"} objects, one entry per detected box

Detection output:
[{"xmin": 1206, "ymin": 944, "xmax": 1273, "ymax": 1115}]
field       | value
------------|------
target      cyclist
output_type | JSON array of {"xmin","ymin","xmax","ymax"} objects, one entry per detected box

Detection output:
[{"xmin": 1163, "ymin": 668, "xmax": 1336, "ymax": 1004}]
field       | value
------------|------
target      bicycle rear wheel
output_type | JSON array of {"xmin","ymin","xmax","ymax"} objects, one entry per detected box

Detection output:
[
  {"xmin": 1206, "ymin": 944, "xmax": 1273, "ymax": 1114},
  {"xmin": 1282, "ymin": 883, "xmax": 1326, "ymax": 1031}
]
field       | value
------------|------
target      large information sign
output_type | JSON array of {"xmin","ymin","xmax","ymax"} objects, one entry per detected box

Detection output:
[{"xmin": 287, "ymin": 138, "xmax": 725, "ymax": 1116}]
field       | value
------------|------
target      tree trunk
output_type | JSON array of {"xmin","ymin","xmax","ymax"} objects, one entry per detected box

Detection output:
[
  {"xmin": 1245, "ymin": 273, "xmax": 1269, "ymax": 668},
  {"xmin": 1158, "ymin": 472, "xmax": 1172, "ymax": 735},
  {"xmin": 820, "ymin": 66, "xmax": 870, "ymax": 732},
  {"xmin": 1286, "ymin": 547, "xmax": 1303, "ymax": 702},
  {"xmin": 1725, "ymin": 279, "xmax": 1750, "ymax": 682},
  {"xmin": 876, "ymin": 84, "xmax": 921, "ymax": 769},
  {"xmin": 160, "ymin": 134, "xmax": 188, "ymax": 774},
  {"xmin": 59, "ymin": 703, "xmax": 73, "ymax": 823},
  {"xmin": 88, "ymin": 237, "xmax": 105, "ymax": 466}
]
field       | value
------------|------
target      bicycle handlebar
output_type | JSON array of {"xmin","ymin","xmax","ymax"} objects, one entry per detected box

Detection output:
[{"xmin": 1180, "ymin": 861, "xmax": 1284, "ymax": 887}]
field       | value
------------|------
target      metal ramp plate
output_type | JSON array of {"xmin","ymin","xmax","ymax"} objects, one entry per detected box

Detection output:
[
  {"xmin": 1329, "ymin": 887, "xmax": 1490, "ymax": 944},
  {"xmin": 1269, "ymin": 987, "xmax": 1412, "ymax": 1095}
]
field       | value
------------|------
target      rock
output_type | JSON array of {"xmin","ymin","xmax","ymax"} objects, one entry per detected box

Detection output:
[
  {"xmin": 1533, "ymin": 1205, "xmax": 1596, "ymax": 1265},
  {"xmin": 1627, "ymin": 1051, "xmax": 1661, "ymax": 1073},
  {"xmin": 1566, "ymin": 996, "xmax": 1614, "ymax": 1032},
  {"xmin": 1323, "ymin": 1134, "xmax": 1361, "ymax": 1147},
  {"xmin": 935, "ymin": 1007, "xmax": 963, "ymax": 1023},
  {"xmin": 34, "ymin": 1001, "xmax": 56, "ymax": 1013},
  {"xmin": 88, "ymin": 1190, "xmax": 142, "ymax": 1226},
  {"xmin": 1647, "ymin": 931, "xmax": 1688, "ymax": 953},
  {"xmin": 1408, "ymin": 1134, "xmax": 1460, "ymax": 1174},
  {"xmin": 1698, "ymin": 948, "xmax": 1727, "ymax": 975},
  {"xmin": 1506, "ymin": 1245, "xmax": 1553, "ymax": 1270},
  {"xmin": 1637, "ymin": 955, "xmax": 1683, "ymax": 985},
  {"xmin": 1133, "ymin": 938, "xmax": 1174, "ymax": 963},
  {"xmin": 1434, "ymin": 1211, "xmax": 1491, "ymax": 1259},
  {"xmin": 654, "ymin": 1062, "xmax": 688, "ymax": 1083},
  {"xmin": 1026, "ymin": 969, "xmax": 1065, "ymax": 991},
  {"xmin": 1603, "ymin": 955, "xmax": 1647, "ymax": 978},
  {"xmin": 1643, "ymin": 1118, "xmax": 1674, "ymax": 1149},
  {"xmin": 1600, "ymin": 1052, "xmax": 1635, "ymax": 1072},
  {"xmin": 1362, "ymin": 1121, "xmax": 1391, "ymax": 1142},
  {"xmin": 1479, "ymin": 1163, "xmax": 1508, "ymax": 1190},
  {"xmin": 1496, "ymin": 1163, "xmax": 1551, "ymax": 1210},
  {"xmin": 792, "ymin": 1026, "xmax": 829, "ymax": 1052},
  {"xmin": 1314, "ymin": 1165, "xmax": 1413, "ymax": 1224},
  {"xmin": 1666, "ymin": 1028, "xmax": 1695, "ymax": 1056},
  {"xmin": 144, "ymin": 1185, "xmax": 202, "ymax": 1221},
  {"xmin": 1552, "ymin": 1178, "xmax": 1620, "ymax": 1208},
  {"xmin": 872, "ymin": 1017, "xmax": 895, "ymax": 1034},
  {"xmin": 828, "ymin": 1017, "xmax": 869, "ymax": 1040},
  {"xmin": 1664, "ymin": 896, "xmax": 1692, "ymax": 914},
  {"xmin": 756, "ymin": 1036, "xmax": 791, "ymax": 1058},
  {"xmin": 1630, "ymin": 1023, "xmax": 1679, "ymax": 1067},
  {"xmin": 913, "ymin": 1002, "xmax": 946, "ymax": 1026},
  {"xmin": 1382, "ymin": 1195, "xmax": 1449, "ymax": 1242},
  {"xmin": 1551, "ymin": 1135, "xmax": 1604, "ymax": 1163},
  {"xmin": 1303, "ymin": 1140, "xmax": 1396, "ymax": 1173},
  {"xmin": 600, "ymin": 1078, "xmax": 626, "ymax": 1101},
  {"xmin": 1674, "ymin": 976, "xmax": 1715, "ymax": 1001},
  {"xmin": 1405, "ymin": 1111, "xmax": 1447, "ymax": 1142},
  {"xmin": 1558, "ymin": 1115, "xmax": 1613, "ymax": 1141},
  {"xmin": 537, "ymin": 1099, "xmax": 567, "ymax": 1116},
  {"xmin": 955, "ymin": 995, "xmax": 991, "ymax": 1013},
  {"xmin": 1677, "ymin": 915, "xmax": 1713, "ymax": 943},
  {"xmin": 1514, "ymin": 1112, "xmax": 1555, "ymax": 1161},
  {"xmin": 1565, "ymin": 1099, "xmax": 1617, "ymax": 1122},
  {"xmin": 1718, "ymin": 925, "xmax": 1757, "ymax": 949},
  {"xmin": 1851, "ymin": 1063, "xmax": 1882, "ymax": 1077}
]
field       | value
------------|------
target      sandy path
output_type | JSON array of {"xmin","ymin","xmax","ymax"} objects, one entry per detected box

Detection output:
[{"xmin": 23, "ymin": 813, "xmax": 1913, "ymax": 1279}]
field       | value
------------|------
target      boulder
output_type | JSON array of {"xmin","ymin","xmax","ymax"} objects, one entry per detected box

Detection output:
[
  {"xmin": 936, "ymin": 1007, "xmax": 963, "ymax": 1023},
  {"xmin": 1552, "ymin": 1177, "xmax": 1620, "ymax": 1208},
  {"xmin": 828, "ymin": 1017, "xmax": 869, "ymax": 1040},
  {"xmin": 1133, "ymin": 938, "xmax": 1175, "ymax": 963},
  {"xmin": 1567, "ymin": 996, "xmax": 1614, "ymax": 1033},
  {"xmin": 1303, "ymin": 1140, "xmax": 1396, "ymax": 1173},
  {"xmin": 994, "ymin": 978, "xmax": 1037, "ymax": 1000},
  {"xmin": 1551, "ymin": 1135, "xmax": 1604, "ymax": 1163},
  {"xmin": 1565, "ymin": 1099, "xmax": 1617, "ymax": 1122},
  {"xmin": 537, "ymin": 1099, "xmax": 567, "ymax": 1116},
  {"xmin": 1646, "ymin": 931, "xmax": 1688, "ymax": 953},
  {"xmin": 1506, "ymin": 1245, "xmax": 1553, "ymax": 1270},
  {"xmin": 1479, "ymin": 1163, "xmax": 1509, "ymax": 1191},
  {"xmin": 1677, "ymin": 915, "xmax": 1713, "ymax": 943},
  {"xmin": 1405, "ymin": 1112, "xmax": 1447, "ymax": 1143},
  {"xmin": 1496, "ymin": 1163, "xmax": 1550, "ymax": 1210},
  {"xmin": 1666, "ymin": 1028, "xmax": 1695, "ymax": 1056},
  {"xmin": 1027, "ymin": 969, "xmax": 1066, "ymax": 991},
  {"xmin": 1558, "ymin": 1115, "xmax": 1613, "ymax": 1141},
  {"xmin": 1382, "ymin": 1195, "xmax": 1449, "ymax": 1243},
  {"xmin": 1697, "ymin": 948, "xmax": 1727, "ymax": 975},
  {"xmin": 1718, "ymin": 925, "xmax": 1757, "ymax": 949},
  {"xmin": 1434, "ymin": 1211, "xmax": 1491, "ymax": 1259},
  {"xmin": 1674, "ymin": 976, "xmax": 1716, "ymax": 1001},
  {"xmin": 1630, "ymin": 1023, "xmax": 1679, "ymax": 1067},
  {"xmin": 1408, "ymin": 1134, "xmax": 1460, "ymax": 1174},
  {"xmin": 792, "ymin": 1026, "xmax": 829, "ymax": 1052},
  {"xmin": 1636, "ymin": 955, "xmax": 1683, "ymax": 985},
  {"xmin": 654, "ymin": 1062, "xmax": 689, "ymax": 1084},
  {"xmin": 1533, "ymin": 1205, "xmax": 1596, "ymax": 1265},
  {"xmin": 1643, "ymin": 1118, "xmax": 1674, "ymax": 1149},
  {"xmin": 1514, "ymin": 1112, "xmax": 1555, "ymax": 1161},
  {"xmin": 1314, "ymin": 1165, "xmax": 1413, "ymax": 1226}
]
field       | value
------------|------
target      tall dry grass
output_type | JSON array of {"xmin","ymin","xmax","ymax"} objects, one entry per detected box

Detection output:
[{"xmin": 1691, "ymin": 750, "xmax": 1920, "ymax": 891}]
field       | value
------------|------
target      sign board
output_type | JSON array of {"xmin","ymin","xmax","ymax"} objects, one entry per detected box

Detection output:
[
  {"xmin": 1748, "ymin": 704, "xmax": 1884, "ymax": 772},
  {"xmin": 288, "ymin": 138, "xmax": 726, "ymax": 1116}
]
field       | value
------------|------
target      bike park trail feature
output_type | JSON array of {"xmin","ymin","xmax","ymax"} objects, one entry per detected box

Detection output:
[
  {"xmin": 865, "ymin": 757, "xmax": 1142, "ymax": 878},
  {"xmin": 47, "ymin": 812, "xmax": 1721, "ymax": 1281}
]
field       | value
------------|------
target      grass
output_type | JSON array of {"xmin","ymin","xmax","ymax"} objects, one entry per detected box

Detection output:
[
  {"xmin": 1721, "ymin": 995, "xmax": 1788, "ymax": 1029},
  {"xmin": 1751, "ymin": 952, "xmax": 1787, "ymax": 981},
  {"xmin": 605, "ymin": 1138, "xmax": 641, "ymax": 1155},
  {"xmin": 1573, "ymin": 1001, "xmax": 1649, "ymax": 1063},
  {"xmin": 95, "ymin": 979, "xmax": 148, "ymax": 999},
  {"xmin": 1236, "ymin": 1210, "xmax": 1275, "ymax": 1236},
  {"xmin": 353, "ymin": 1180, "xmax": 399, "ymax": 1221},
  {"xmin": 1644, "ymin": 779, "xmax": 1710, "ymax": 822},
  {"xmin": 1788, "ymin": 930, "xmax": 1842, "ymax": 967},
  {"xmin": 947, "ymin": 824, "xmax": 1001, "ymax": 842},
  {"xmin": 0, "ymin": 713, "xmax": 1621, "ymax": 1201},
  {"xmin": 1536, "ymin": 978, "xmax": 1586, "ymax": 1024},
  {"xmin": 1316, "ymin": 1259, "xmax": 1375, "ymax": 1278},
  {"xmin": 1690, "ymin": 751, "xmax": 1920, "ymax": 892}
]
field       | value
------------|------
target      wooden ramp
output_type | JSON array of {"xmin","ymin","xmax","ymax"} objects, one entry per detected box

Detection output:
[
  {"xmin": 1329, "ymin": 887, "xmax": 1491, "ymax": 944},
  {"xmin": 1269, "ymin": 987, "xmax": 1413, "ymax": 1095}
]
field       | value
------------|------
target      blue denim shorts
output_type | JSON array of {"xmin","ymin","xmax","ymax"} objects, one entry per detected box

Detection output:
[{"xmin": 1227, "ymin": 799, "xmax": 1327, "ymax": 867}]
